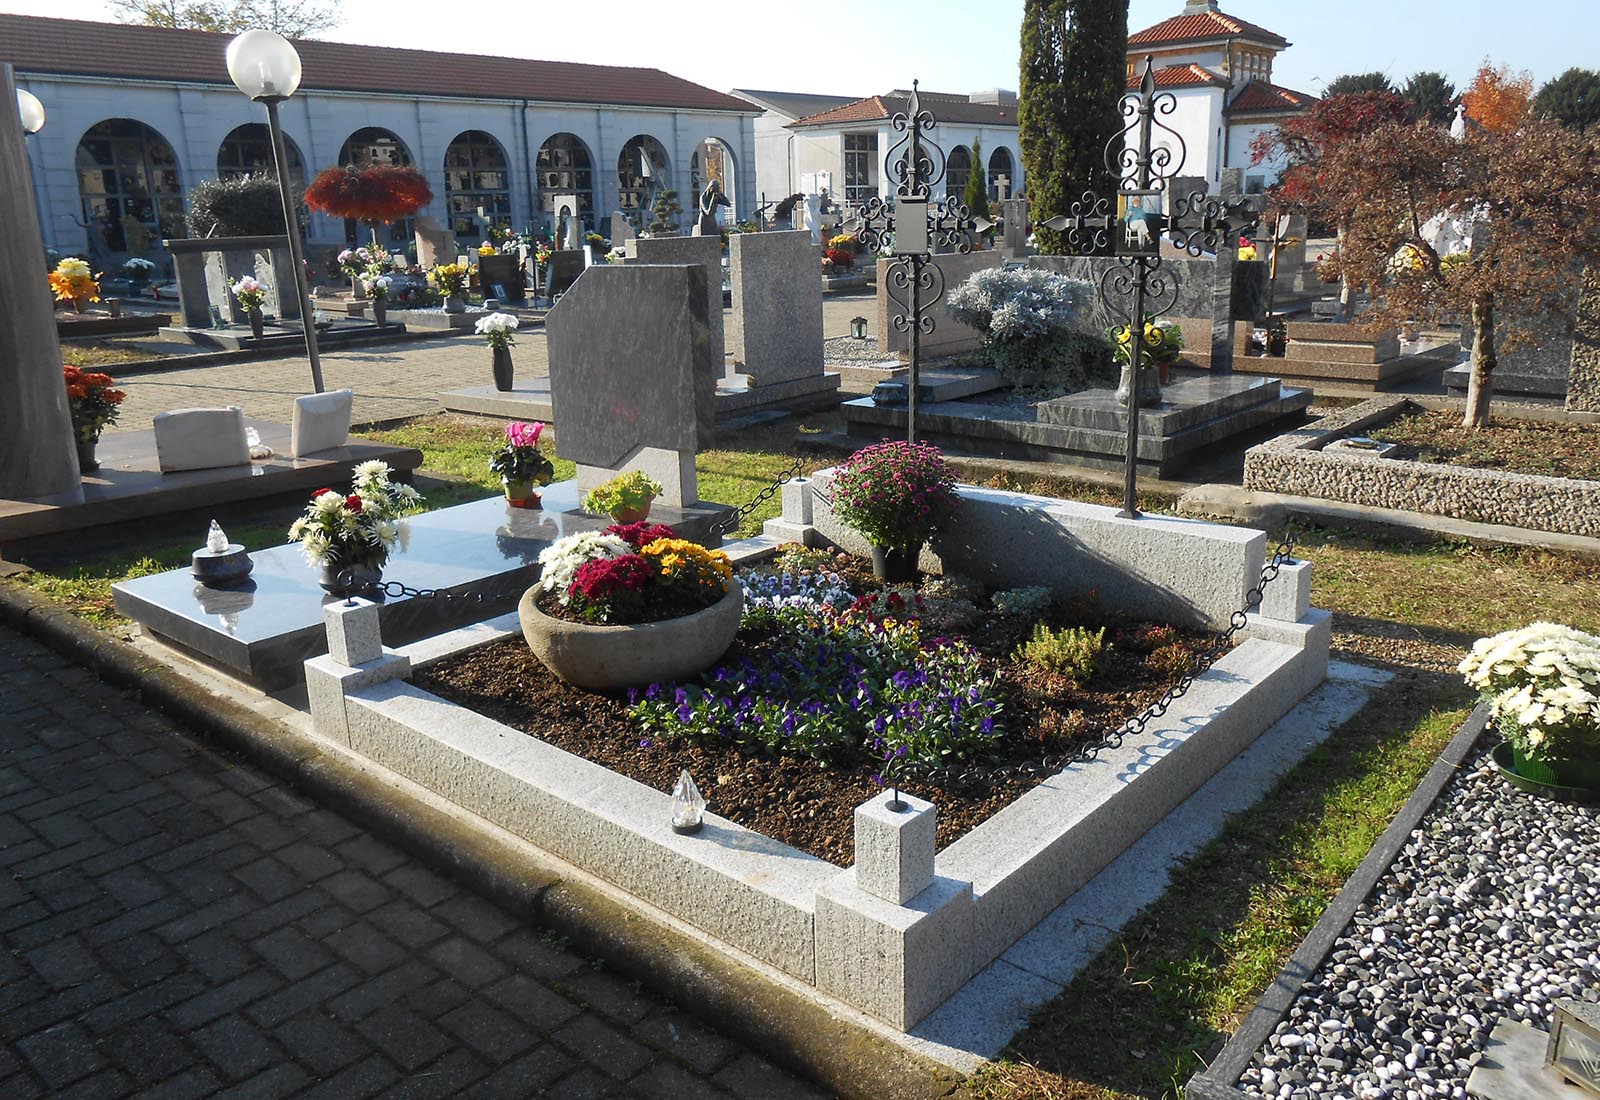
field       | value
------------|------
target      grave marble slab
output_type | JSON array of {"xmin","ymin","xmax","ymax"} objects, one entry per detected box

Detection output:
[
  {"xmin": 110, "ymin": 485, "xmax": 729, "ymax": 689},
  {"xmin": 1029, "ymin": 255, "xmax": 1217, "ymax": 333},
  {"xmin": 1036, "ymin": 376, "xmax": 1284, "ymax": 435},
  {"xmin": 544, "ymin": 264, "xmax": 712, "ymax": 470},
  {"xmin": 729, "ymin": 230, "xmax": 824, "ymax": 386},
  {"xmin": 630, "ymin": 235, "xmax": 725, "ymax": 434}
]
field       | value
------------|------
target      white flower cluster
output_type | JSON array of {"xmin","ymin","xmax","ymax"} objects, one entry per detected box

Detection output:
[
  {"xmin": 286, "ymin": 461, "xmax": 421, "ymax": 568},
  {"xmin": 946, "ymin": 267, "xmax": 1092, "ymax": 345},
  {"xmin": 536, "ymin": 531, "xmax": 631, "ymax": 604},
  {"xmin": 57, "ymin": 257, "xmax": 91, "ymax": 278},
  {"xmin": 231, "ymin": 276, "xmax": 262, "ymax": 295},
  {"xmin": 474, "ymin": 312, "xmax": 519, "ymax": 336},
  {"xmin": 1460, "ymin": 622, "xmax": 1600, "ymax": 754},
  {"xmin": 740, "ymin": 569, "xmax": 851, "ymax": 614}
]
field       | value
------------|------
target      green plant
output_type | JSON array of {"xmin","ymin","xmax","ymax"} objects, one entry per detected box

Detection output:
[
  {"xmin": 1534, "ymin": 67, "xmax": 1600, "ymax": 130},
  {"xmin": 991, "ymin": 585, "xmax": 1053, "ymax": 617},
  {"xmin": 186, "ymin": 174, "xmax": 292, "ymax": 237},
  {"xmin": 646, "ymin": 189, "xmax": 683, "ymax": 236},
  {"xmin": 581, "ymin": 470, "xmax": 662, "ymax": 517},
  {"xmin": 1019, "ymin": 0, "xmax": 1128, "ymax": 255},
  {"xmin": 829, "ymin": 441, "xmax": 958, "ymax": 552},
  {"xmin": 1015, "ymin": 623, "xmax": 1105, "ymax": 685},
  {"xmin": 487, "ymin": 421, "xmax": 554, "ymax": 485},
  {"xmin": 963, "ymin": 135, "xmax": 991, "ymax": 220}
]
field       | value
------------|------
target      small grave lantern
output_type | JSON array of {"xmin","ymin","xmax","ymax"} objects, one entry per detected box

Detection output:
[
  {"xmin": 191, "ymin": 520, "xmax": 253, "ymax": 587},
  {"xmin": 669, "ymin": 769, "xmax": 705, "ymax": 835},
  {"xmin": 850, "ymin": 315, "xmax": 868, "ymax": 340},
  {"xmin": 1548, "ymin": 1000, "xmax": 1600, "ymax": 1096}
]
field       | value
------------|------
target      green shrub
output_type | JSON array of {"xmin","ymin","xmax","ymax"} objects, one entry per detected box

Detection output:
[
  {"xmin": 1015, "ymin": 623, "xmax": 1105, "ymax": 685},
  {"xmin": 187, "ymin": 174, "xmax": 291, "ymax": 238}
]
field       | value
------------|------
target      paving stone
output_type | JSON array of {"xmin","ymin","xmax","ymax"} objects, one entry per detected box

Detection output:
[
  {"xmin": 371, "ymin": 1047, "xmax": 488, "ymax": 1100},
  {"xmin": 712, "ymin": 1052, "xmax": 832, "ymax": 1100},
  {"xmin": 556, "ymin": 969, "xmax": 657, "ymax": 1026},
  {"xmin": 634, "ymin": 1007, "xmax": 740, "ymax": 1076},
  {"xmin": 15, "ymin": 1020, "xmax": 106, "ymax": 1090},
  {"xmin": 174, "ymin": 928, "xmax": 256, "ymax": 984},
  {"xmin": 353, "ymin": 1004, "xmax": 453, "ymax": 1072},
  {"xmin": 323, "ymin": 921, "xmax": 408, "ymax": 975},
  {"xmin": 424, "ymin": 936, "xmax": 507, "ymax": 988},
  {"xmin": 484, "ymin": 973, "xmax": 582, "ymax": 1032},
  {"xmin": 471, "ymin": 1043, "xmax": 579, "ymax": 1098},
  {"xmin": 550, "ymin": 1014, "xmax": 654, "ymax": 1081},
  {"xmin": 325, "ymin": 960, "xmax": 439, "ymax": 1023},
  {"xmin": 366, "ymin": 899, "xmax": 450, "ymax": 950},
  {"xmin": 272, "ymin": 1010, "xmax": 369, "ymax": 1076},
  {"xmin": 210, "ymin": 1061, "xmax": 314, "ymax": 1100},
  {"xmin": 539, "ymin": 1065, "xmax": 625, "ymax": 1100},
  {"xmin": 294, "ymin": 1052, "xmax": 400, "ymax": 1100},
  {"xmin": 431, "ymin": 894, "xmax": 521, "ymax": 943},
  {"xmin": 253, "ymin": 924, "xmax": 339, "ymax": 981},
  {"xmin": 190, "ymin": 1014, "xmax": 283, "ymax": 1081},
  {"xmin": 96, "ymin": 1014, "xmax": 197, "ymax": 1086}
]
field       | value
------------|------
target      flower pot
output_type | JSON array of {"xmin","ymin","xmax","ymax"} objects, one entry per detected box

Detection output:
[
  {"xmin": 1492, "ymin": 741, "xmax": 1600, "ymax": 804},
  {"xmin": 76, "ymin": 438, "xmax": 99, "ymax": 473},
  {"xmin": 351, "ymin": 275, "xmax": 367, "ymax": 301},
  {"xmin": 1157, "ymin": 357, "xmax": 1172, "ymax": 386},
  {"xmin": 318, "ymin": 561, "xmax": 385, "ymax": 597},
  {"xmin": 1266, "ymin": 329, "xmax": 1288, "ymax": 357},
  {"xmin": 372, "ymin": 300, "xmax": 387, "ymax": 327},
  {"xmin": 444, "ymin": 294, "xmax": 466, "ymax": 315},
  {"xmin": 492, "ymin": 344, "xmax": 514, "ymax": 392},
  {"xmin": 870, "ymin": 545, "xmax": 921, "ymax": 583},
  {"xmin": 502, "ymin": 477, "xmax": 542, "ymax": 509},
  {"xmin": 610, "ymin": 500, "xmax": 653, "ymax": 525},
  {"xmin": 71, "ymin": 296, "xmax": 88, "ymax": 313},
  {"xmin": 248, "ymin": 306, "xmax": 265, "ymax": 340},
  {"xmin": 518, "ymin": 582, "xmax": 743, "ymax": 690}
]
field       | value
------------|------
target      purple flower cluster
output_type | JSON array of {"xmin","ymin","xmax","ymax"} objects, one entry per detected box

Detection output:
[{"xmin": 829, "ymin": 441, "xmax": 958, "ymax": 551}]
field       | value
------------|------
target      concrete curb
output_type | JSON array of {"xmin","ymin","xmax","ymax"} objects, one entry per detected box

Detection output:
[
  {"xmin": 0, "ymin": 580, "xmax": 960, "ymax": 1100},
  {"xmin": 1184, "ymin": 703, "xmax": 1491, "ymax": 1099}
]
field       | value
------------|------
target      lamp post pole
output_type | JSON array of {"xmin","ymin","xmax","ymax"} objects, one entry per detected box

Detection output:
[{"xmin": 263, "ymin": 96, "xmax": 323, "ymax": 393}]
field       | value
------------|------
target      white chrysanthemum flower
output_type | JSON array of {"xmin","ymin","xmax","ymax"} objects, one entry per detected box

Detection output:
[{"xmin": 314, "ymin": 491, "xmax": 345, "ymax": 514}]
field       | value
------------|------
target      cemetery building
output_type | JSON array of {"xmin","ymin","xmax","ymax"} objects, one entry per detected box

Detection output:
[
  {"xmin": 1127, "ymin": 0, "xmax": 1315, "ymax": 193},
  {"xmin": 783, "ymin": 89, "xmax": 1024, "ymax": 207},
  {"xmin": 2, "ymin": 13, "xmax": 758, "ymax": 264}
]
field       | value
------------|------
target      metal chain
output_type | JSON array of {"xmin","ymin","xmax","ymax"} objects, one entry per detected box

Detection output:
[
  {"xmin": 338, "ymin": 575, "xmax": 490, "ymax": 607},
  {"xmin": 709, "ymin": 455, "xmax": 806, "ymax": 537},
  {"xmin": 888, "ymin": 532, "xmax": 1299, "ymax": 791}
]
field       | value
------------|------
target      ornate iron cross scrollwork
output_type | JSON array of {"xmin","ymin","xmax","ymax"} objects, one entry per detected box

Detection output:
[
  {"xmin": 849, "ymin": 82, "xmax": 993, "ymax": 444},
  {"xmin": 1037, "ymin": 55, "xmax": 1261, "ymax": 518}
]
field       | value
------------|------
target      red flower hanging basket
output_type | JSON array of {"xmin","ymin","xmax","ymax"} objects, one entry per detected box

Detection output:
[{"xmin": 303, "ymin": 165, "xmax": 433, "ymax": 224}]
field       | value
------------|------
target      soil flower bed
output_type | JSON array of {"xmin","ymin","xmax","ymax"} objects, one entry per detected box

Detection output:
[
  {"xmin": 417, "ymin": 547, "xmax": 1220, "ymax": 864},
  {"xmin": 1370, "ymin": 407, "xmax": 1600, "ymax": 481}
]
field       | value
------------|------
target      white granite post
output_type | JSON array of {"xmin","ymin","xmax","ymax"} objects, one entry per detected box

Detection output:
[
  {"xmin": 0, "ymin": 63, "xmax": 81, "ymax": 500},
  {"xmin": 853, "ymin": 790, "xmax": 936, "ymax": 905},
  {"xmin": 304, "ymin": 597, "xmax": 411, "ymax": 746}
]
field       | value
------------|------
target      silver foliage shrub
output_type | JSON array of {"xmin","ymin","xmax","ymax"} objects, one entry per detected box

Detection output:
[{"xmin": 946, "ymin": 267, "xmax": 1114, "ymax": 389}]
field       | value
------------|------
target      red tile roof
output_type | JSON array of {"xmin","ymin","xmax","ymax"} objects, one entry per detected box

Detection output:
[
  {"xmin": 0, "ymin": 13, "xmax": 756, "ymax": 113},
  {"xmin": 1227, "ymin": 80, "xmax": 1316, "ymax": 114},
  {"xmin": 1128, "ymin": 8, "xmax": 1289, "ymax": 49},
  {"xmin": 791, "ymin": 90, "xmax": 1017, "ymax": 129},
  {"xmin": 1129, "ymin": 64, "xmax": 1230, "ymax": 91}
]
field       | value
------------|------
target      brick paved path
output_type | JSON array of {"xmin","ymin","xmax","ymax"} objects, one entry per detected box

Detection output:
[{"xmin": 0, "ymin": 624, "xmax": 829, "ymax": 1099}]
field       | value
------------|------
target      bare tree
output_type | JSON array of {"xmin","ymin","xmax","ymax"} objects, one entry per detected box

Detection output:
[{"xmin": 112, "ymin": 0, "xmax": 339, "ymax": 38}]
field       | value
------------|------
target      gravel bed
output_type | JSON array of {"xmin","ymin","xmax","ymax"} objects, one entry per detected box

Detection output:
[
  {"xmin": 822, "ymin": 335, "xmax": 896, "ymax": 366},
  {"xmin": 1239, "ymin": 738, "xmax": 1600, "ymax": 1100}
]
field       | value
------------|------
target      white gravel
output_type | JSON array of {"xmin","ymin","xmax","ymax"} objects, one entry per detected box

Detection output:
[{"xmin": 1237, "ymin": 739, "xmax": 1600, "ymax": 1100}]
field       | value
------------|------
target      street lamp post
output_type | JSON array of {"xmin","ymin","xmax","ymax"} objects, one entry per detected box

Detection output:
[{"xmin": 225, "ymin": 29, "xmax": 324, "ymax": 393}]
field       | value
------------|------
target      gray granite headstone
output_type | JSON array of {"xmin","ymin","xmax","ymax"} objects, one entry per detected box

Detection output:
[
  {"xmin": 0, "ymin": 63, "xmax": 81, "ymax": 499},
  {"xmin": 1209, "ymin": 169, "xmax": 1244, "ymax": 372},
  {"xmin": 1567, "ymin": 267, "xmax": 1600, "ymax": 413},
  {"xmin": 1001, "ymin": 198, "xmax": 1028, "ymax": 260},
  {"xmin": 610, "ymin": 211, "xmax": 637, "ymax": 256},
  {"xmin": 632, "ymin": 234, "xmax": 725, "ymax": 395},
  {"xmin": 728, "ymin": 230, "xmax": 824, "ymax": 387},
  {"xmin": 1028, "ymin": 255, "xmax": 1215, "ymax": 332},
  {"xmin": 413, "ymin": 216, "xmax": 456, "ymax": 270},
  {"xmin": 546, "ymin": 250, "xmax": 586, "ymax": 298},
  {"xmin": 545, "ymin": 264, "xmax": 712, "ymax": 508}
]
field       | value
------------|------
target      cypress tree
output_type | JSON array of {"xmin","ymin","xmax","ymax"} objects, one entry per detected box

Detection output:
[
  {"xmin": 962, "ymin": 135, "xmax": 991, "ymax": 219},
  {"xmin": 1018, "ymin": 0, "xmax": 1129, "ymax": 254}
]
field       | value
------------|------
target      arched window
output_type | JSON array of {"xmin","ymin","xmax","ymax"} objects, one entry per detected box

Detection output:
[
  {"xmin": 617, "ymin": 135, "xmax": 670, "ymax": 215},
  {"xmin": 536, "ymin": 132, "xmax": 594, "ymax": 231},
  {"xmin": 337, "ymin": 127, "xmax": 416, "ymax": 245},
  {"xmin": 217, "ymin": 123, "xmax": 306, "ymax": 193},
  {"xmin": 945, "ymin": 145, "xmax": 972, "ymax": 201},
  {"xmin": 689, "ymin": 137, "xmax": 737, "ymax": 219},
  {"xmin": 444, "ymin": 130, "xmax": 511, "ymax": 243},
  {"xmin": 987, "ymin": 146, "xmax": 1016, "ymax": 200},
  {"xmin": 75, "ymin": 118, "xmax": 184, "ymax": 256}
]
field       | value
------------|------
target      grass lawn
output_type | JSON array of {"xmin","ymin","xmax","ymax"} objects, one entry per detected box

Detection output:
[
  {"xmin": 6, "ymin": 412, "xmax": 1597, "ymax": 1099},
  {"xmin": 61, "ymin": 341, "xmax": 159, "ymax": 368}
]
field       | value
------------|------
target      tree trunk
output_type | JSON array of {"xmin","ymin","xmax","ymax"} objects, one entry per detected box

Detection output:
[{"xmin": 1462, "ymin": 295, "xmax": 1496, "ymax": 429}]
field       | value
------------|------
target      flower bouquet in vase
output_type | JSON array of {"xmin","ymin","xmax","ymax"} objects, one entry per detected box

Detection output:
[
  {"xmin": 1460, "ymin": 622, "xmax": 1600, "ymax": 801},
  {"xmin": 232, "ymin": 275, "xmax": 267, "ymax": 339},
  {"xmin": 62, "ymin": 365, "xmax": 125, "ymax": 472},
  {"xmin": 475, "ymin": 312, "xmax": 519, "ymax": 391},
  {"xmin": 488, "ymin": 421, "xmax": 554, "ymax": 508},
  {"xmin": 49, "ymin": 258, "xmax": 101, "ymax": 312},
  {"xmin": 336, "ymin": 247, "xmax": 374, "ymax": 298},
  {"xmin": 829, "ymin": 441, "xmax": 957, "ymax": 582},
  {"xmin": 581, "ymin": 470, "xmax": 662, "ymax": 524},
  {"xmin": 287, "ymin": 461, "xmax": 424, "ymax": 596},
  {"xmin": 428, "ymin": 261, "xmax": 470, "ymax": 313},
  {"xmin": 362, "ymin": 275, "xmax": 391, "ymax": 326}
]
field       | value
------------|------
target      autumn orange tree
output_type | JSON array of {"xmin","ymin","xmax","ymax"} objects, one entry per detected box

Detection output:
[
  {"xmin": 1318, "ymin": 115, "xmax": 1600, "ymax": 427},
  {"xmin": 1460, "ymin": 63, "xmax": 1533, "ymax": 132}
]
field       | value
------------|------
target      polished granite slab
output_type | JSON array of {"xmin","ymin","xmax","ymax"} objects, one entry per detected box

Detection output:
[
  {"xmin": 0, "ymin": 422, "xmax": 422, "ymax": 550},
  {"xmin": 1036, "ymin": 375, "xmax": 1283, "ymax": 434},
  {"xmin": 111, "ymin": 483, "xmax": 733, "ymax": 689}
]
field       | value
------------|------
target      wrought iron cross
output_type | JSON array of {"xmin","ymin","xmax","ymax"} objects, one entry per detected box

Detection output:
[
  {"xmin": 1040, "ymin": 56, "xmax": 1261, "ymax": 518},
  {"xmin": 849, "ymin": 82, "xmax": 993, "ymax": 444}
]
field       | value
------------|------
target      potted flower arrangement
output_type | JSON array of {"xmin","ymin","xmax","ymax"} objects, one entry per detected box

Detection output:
[
  {"xmin": 49, "ymin": 257, "xmax": 101, "ymax": 313},
  {"xmin": 1460, "ymin": 623, "xmax": 1600, "ymax": 802},
  {"xmin": 232, "ymin": 275, "xmax": 267, "ymax": 339},
  {"xmin": 828, "ymin": 441, "xmax": 958, "ymax": 581},
  {"xmin": 286, "ymin": 460, "xmax": 424, "ymax": 595},
  {"xmin": 488, "ymin": 420, "xmax": 554, "ymax": 508},
  {"xmin": 428, "ymin": 261, "xmax": 471, "ymax": 313},
  {"xmin": 336, "ymin": 247, "xmax": 374, "ymax": 299},
  {"xmin": 362, "ymin": 274, "xmax": 391, "ymax": 326},
  {"xmin": 581, "ymin": 470, "xmax": 662, "ymax": 524},
  {"xmin": 61, "ymin": 365, "xmax": 126, "ymax": 472},
  {"xmin": 121, "ymin": 257, "xmax": 156, "ymax": 286},
  {"xmin": 520, "ymin": 522, "xmax": 740, "ymax": 689},
  {"xmin": 474, "ymin": 312, "xmax": 519, "ymax": 391},
  {"xmin": 1109, "ymin": 315, "xmax": 1184, "ymax": 390},
  {"xmin": 822, "ymin": 246, "xmax": 855, "ymax": 271}
]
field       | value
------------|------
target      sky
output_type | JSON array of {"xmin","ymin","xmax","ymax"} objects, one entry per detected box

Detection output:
[{"xmin": 0, "ymin": 0, "xmax": 1592, "ymax": 100}]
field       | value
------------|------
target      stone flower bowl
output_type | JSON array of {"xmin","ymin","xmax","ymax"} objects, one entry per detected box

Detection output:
[{"xmin": 517, "ymin": 582, "xmax": 744, "ymax": 691}]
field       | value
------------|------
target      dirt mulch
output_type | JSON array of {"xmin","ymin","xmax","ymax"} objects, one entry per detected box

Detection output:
[
  {"xmin": 1371, "ymin": 407, "xmax": 1600, "ymax": 481},
  {"xmin": 415, "ymin": 603, "xmax": 1214, "ymax": 865}
]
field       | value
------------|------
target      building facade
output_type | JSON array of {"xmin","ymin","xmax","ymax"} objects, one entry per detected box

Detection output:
[
  {"xmin": 2, "ymin": 14, "xmax": 758, "ymax": 264},
  {"xmin": 1126, "ymin": 0, "xmax": 1314, "ymax": 193}
]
